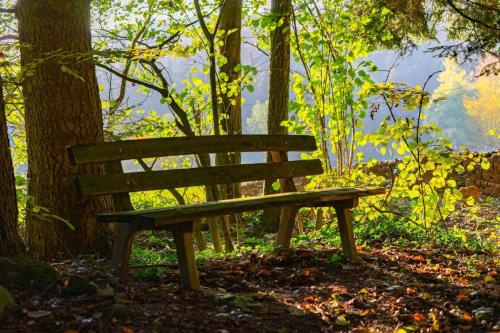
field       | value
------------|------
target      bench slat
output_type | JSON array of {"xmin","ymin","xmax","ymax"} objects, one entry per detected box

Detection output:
[
  {"xmin": 76, "ymin": 160, "xmax": 323, "ymax": 196},
  {"xmin": 97, "ymin": 186, "xmax": 386, "ymax": 225},
  {"xmin": 68, "ymin": 135, "xmax": 317, "ymax": 164}
]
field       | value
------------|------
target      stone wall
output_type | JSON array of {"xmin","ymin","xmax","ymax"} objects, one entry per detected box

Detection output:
[
  {"xmin": 457, "ymin": 151, "xmax": 499, "ymax": 197},
  {"xmin": 367, "ymin": 151, "xmax": 500, "ymax": 198},
  {"xmin": 241, "ymin": 151, "xmax": 500, "ymax": 198}
]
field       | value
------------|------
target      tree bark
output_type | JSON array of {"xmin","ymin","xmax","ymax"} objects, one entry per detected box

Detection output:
[
  {"xmin": 218, "ymin": 0, "xmax": 242, "ymax": 249},
  {"xmin": 219, "ymin": 0, "xmax": 242, "ymax": 137},
  {"xmin": 16, "ymin": 0, "xmax": 111, "ymax": 259},
  {"xmin": 264, "ymin": 0, "xmax": 292, "ymax": 232},
  {"xmin": 0, "ymin": 76, "xmax": 25, "ymax": 256},
  {"xmin": 219, "ymin": 0, "xmax": 242, "ymax": 182}
]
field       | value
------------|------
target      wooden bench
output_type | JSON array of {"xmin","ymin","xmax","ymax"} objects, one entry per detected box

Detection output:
[{"xmin": 68, "ymin": 135, "xmax": 384, "ymax": 290}]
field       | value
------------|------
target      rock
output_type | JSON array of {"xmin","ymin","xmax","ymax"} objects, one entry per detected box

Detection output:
[
  {"xmin": 0, "ymin": 285, "xmax": 14, "ymax": 317},
  {"xmin": 26, "ymin": 310, "xmax": 52, "ymax": 319},
  {"xmin": 60, "ymin": 275, "xmax": 97, "ymax": 298},
  {"xmin": 0, "ymin": 256, "xmax": 57, "ymax": 290},
  {"xmin": 107, "ymin": 303, "xmax": 130, "ymax": 319}
]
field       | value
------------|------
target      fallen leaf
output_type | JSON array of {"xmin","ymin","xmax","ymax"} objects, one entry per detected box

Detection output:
[
  {"xmin": 456, "ymin": 290, "xmax": 468, "ymax": 301},
  {"xmin": 419, "ymin": 292, "xmax": 432, "ymax": 300},
  {"xmin": 351, "ymin": 328, "xmax": 370, "ymax": 333},
  {"xmin": 411, "ymin": 255, "xmax": 425, "ymax": 262},
  {"xmin": 121, "ymin": 326, "xmax": 134, "ymax": 333},
  {"xmin": 406, "ymin": 287, "xmax": 416, "ymax": 296},
  {"xmin": 484, "ymin": 274, "xmax": 495, "ymax": 283},
  {"xmin": 303, "ymin": 268, "xmax": 319, "ymax": 277},
  {"xmin": 303, "ymin": 295, "xmax": 319, "ymax": 303},
  {"xmin": 359, "ymin": 288, "xmax": 368, "ymax": 294},
  {"xmin": 361, "ymin": 309, "xmax": 375, "ymax": 316},
  {"xmin": 412, "ymin": 312, "xmax": 425, "ymax": 322},
  {"xmin": 463, "ymin": 313, "xmax": 472, "ymax": 321},
  {"xmin": 299, "ymin": 303, "xmax": 316, "ymax": 312},
  {"xmin": 335, "ymin": 315, "xmax": 349, "ymax": 326},
  {"xmin": 256, "ymin": 269, "xmax": 272, "ymax": 277}
]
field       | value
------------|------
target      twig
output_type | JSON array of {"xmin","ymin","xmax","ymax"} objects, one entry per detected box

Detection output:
[{"xmin": 0, "ymin": 7, "xmax": 15, "ymax": 14}]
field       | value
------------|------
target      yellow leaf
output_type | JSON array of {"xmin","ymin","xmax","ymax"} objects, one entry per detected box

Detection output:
[
  {"xmin": 335, "ymin": 315, "xmax": 349, "ymax": 326},
  {"xmin": 359, "ymin": 288, "xmax": 368, "ymax": 294},
  {"xmin": 420, "ymin": 292, "xmax": 432, "ymax": 300},
  {"xmin": 484, "ymin": 274, "xmax": 495, "ymax": 283}
]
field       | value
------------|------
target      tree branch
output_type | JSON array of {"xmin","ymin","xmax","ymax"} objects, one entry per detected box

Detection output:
[
  {"xmin": 0, "ymin": 8, "xmax": 15, "ymax": 14},
  {"xmin": 96, "ymin": 62, "xmax": 166, "ymax": 96},
  {"xmin": 0, "ymin": 34, "xmax": 18, "ymax": 41},
  {"xmin": 445, "ymin": 0, "xmax": 500, "ymax": 31}
]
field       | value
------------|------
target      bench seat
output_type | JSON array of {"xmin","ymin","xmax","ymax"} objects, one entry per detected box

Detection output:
[{"xmin": 98, "ymin": 186, "xmax": 385, "ymax": 226}]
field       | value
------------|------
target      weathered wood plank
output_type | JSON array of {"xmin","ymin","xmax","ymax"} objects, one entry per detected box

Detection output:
[
  {"xmin": 76, "ymin": 160, "xmax": 323, "ymax": 196},
  {"xmin": 68, "ymin": 135, "xmax": 317, "ymax": 164},
  {"xmin": 167, "ymin": 221, "xmax": 200, "ymax": 290},
  {"xmin": 97, "ymin": 186, "xmax": 385, "ymax": 224},
  {"xmin": 334, "ymin": 199, "xmax": 361, "ymax": 262}
]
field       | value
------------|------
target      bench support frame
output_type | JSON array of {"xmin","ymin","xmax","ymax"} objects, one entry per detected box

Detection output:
[{"xmin": 111, "ymin": 199, "xmax": 362, "ymax": 290}]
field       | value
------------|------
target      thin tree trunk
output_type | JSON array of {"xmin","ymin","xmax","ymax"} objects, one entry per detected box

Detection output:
[
  {"xmin": 264, "ymin": 0, "xmax": 292, "ymax": 232},
  {"xmin": 218, "ymin": 0, "xmax": 242, "ymax": 250},
  {"xmin": 0, "ymin": 76, "xmax": 25, "ymax": 256},
  {"xmin": 16, "ymin": 0, "xmax": 111, "ymax": 259},
  {"xmin": 219, "ymin": 0, "xmax": 242, "ymax": 167}
]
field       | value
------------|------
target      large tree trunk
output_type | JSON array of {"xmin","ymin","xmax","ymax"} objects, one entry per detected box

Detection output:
[
  {"xmin": 0, "ymin": 77, "xmax": 25, "ymax": 256},
  {"xmin": 264, "ymin": 0, "xmax": 292, "ymax": 232},
  {"xmin": 16, "ymin": 0, "xmax": 111, "ymax": 259}
]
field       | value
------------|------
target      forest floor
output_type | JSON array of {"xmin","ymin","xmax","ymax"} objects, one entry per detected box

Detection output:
[{"xmin": 1, "ymin": 204, "xmax": 498, "ymax": 332}]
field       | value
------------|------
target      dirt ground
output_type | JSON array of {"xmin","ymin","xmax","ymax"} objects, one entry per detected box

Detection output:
[{"xmin": 1, "ymin": 244, "xmax": 498, "ymax": 333}]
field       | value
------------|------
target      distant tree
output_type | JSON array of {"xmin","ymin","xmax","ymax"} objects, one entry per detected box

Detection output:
[
  {"xmin": 428, "ymin": 58, "xmax": 483, "ymax": 149},
  {"xmin": 246, "ymin": 100, "xmax": 268, "ymax": 134},
  {"xmin": 463, "ymin": 67, "xmax": 500, "ymax": 148},
  {"xmin": 16, "ymin": 0, "xmax": 111, "ymax": 258}
]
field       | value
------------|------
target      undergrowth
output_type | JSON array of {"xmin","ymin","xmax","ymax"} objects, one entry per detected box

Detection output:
[{"xmin": 130, "ymin": 201, "xmax": 498, "ymax": 279}]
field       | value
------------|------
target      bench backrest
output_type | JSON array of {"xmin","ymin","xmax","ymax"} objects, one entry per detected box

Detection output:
[{"xmin": 67, "ymin": 135, "xmax": 322, "ymax": 197}]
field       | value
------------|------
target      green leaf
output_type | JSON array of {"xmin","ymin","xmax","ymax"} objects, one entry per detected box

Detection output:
[
  {"xmin": 480, "ymin": 158, "xmax": 491, "ymax": 170},
  {"xmin": 60, "ymin": 65, "xmax": 85, "ymax": 82},
  {"xmin": 446, "ymin": 179, "xmax": 457, "ymax": 188},
  {"xmin": 272, "ymin": 181, "xmax": 281, "ymax": 191}
]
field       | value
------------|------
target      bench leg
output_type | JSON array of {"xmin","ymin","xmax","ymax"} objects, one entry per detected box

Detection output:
[
  {"xmin": 112, "ymin": 224, "xmax": 139, "ymax": 277},
  {"xmin": 168, "ymin": 221, "xmax": 201, "ymax": 290},
  {"xmin": 333, "ymin": 199, "xmax": 362, "ymax": 263},
  {"xmin": 276, "ymin": 206, "xmax": 299, "ymax": 249}
]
